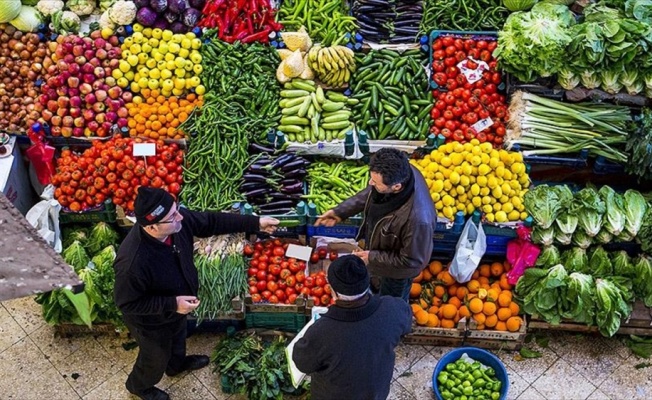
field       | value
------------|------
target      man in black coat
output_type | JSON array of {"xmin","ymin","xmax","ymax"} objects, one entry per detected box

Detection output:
[
  {"xmin": 114, "ymin": 187, "xmax": 278, "ymax": 400},
  {"xmin": 292, "ymin": 255, "xmax": 412, "ymax": 400}
]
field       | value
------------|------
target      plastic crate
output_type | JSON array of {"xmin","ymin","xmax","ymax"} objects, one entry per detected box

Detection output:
[
  {"xmin": 244, "ymin": 312, "xmax": 307, "ymax": 333},
  {"xmin": 505, "ymin": 73, "xmax": 564, "ymax": 100},
  {"xmin": 593, "ymin": 156, "xmax": 625, "ymax": 175},
  {"xmin": 522, "ymin": 150, "xmax": 589, "ymax": 169},
  {"xmin": 306, "ymin": 214, "xmax": 363, "ymax": 239},
  {"xmin": 59, "ymin": 199, "xmax": 117, "ymax": 224},
  {"xmin": 429, "ymin": 30, "xmax": 501, "ymax": 91}
]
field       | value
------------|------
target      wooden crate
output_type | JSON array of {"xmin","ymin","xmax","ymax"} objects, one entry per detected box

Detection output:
[
  {"xmin": 54, "ymin": 323, "xmax": 128, "ymax": 338},
  {"xmin": 403, "ymin": 318, "xmax": 527, "ymax": 350},
  {"xmin": 528, "ymin": 301, "xmax": 652, "ymax": 337}
]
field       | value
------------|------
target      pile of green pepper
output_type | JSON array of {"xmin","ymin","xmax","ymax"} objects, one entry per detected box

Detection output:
[
  {"xmin": 437, "ymin": 358, "xmax": 502, "ymax": 400},
  {"xmin": 303, "ymin": 161, "xmax": 369, "ymax": 213},
  {"xmin": 419, "ymin": 0, "xmax": 509, "ymax": 34}
]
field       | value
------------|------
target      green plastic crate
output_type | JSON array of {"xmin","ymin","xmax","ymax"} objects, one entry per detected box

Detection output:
[
  {"xmin": 59, "ymin": 199, "xmax": 117, "ymax": 225},
  {"xmin": 245, "ymin": 312, "xmax": 307, "ymax": 333}
]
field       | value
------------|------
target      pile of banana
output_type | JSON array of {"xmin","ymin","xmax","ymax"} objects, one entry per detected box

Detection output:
[
  {"xmin": 307, "ymin": 45, "xmax": 356, "ymax": 88},
  {"xmin": 277, "ymin": 79, "xmax": 358, "ymax": 143}
]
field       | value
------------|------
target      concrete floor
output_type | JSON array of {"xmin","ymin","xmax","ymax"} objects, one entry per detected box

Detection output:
[{"xmin": 1, "ymin": 295, "xmax": 651, "ymax": 400}]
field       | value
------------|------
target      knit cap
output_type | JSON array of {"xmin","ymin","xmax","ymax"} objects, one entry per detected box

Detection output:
[
  {"xmin": 134, "ymin": 187, "xmax": 175, "ymax": 226},
  {"xmin": 327, "ymin": 255, "xmax": 369, "ymax": 296}
]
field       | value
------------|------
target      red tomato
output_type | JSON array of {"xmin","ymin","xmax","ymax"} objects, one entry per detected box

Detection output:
[
  {"xmin": 315, "ymin": 276, "xmax": 326, "ymax": 287},
  {"xmin": 289, "ymin": 262, "xmax": 302, "ymax": 273},
  {"xmin": 269, "ymin": 264, "xmax": 281, "ymax": 276},
  {"xmin": 256, "ymin": 280, "xmax": 268, "ymax": 292},
  {"xmin": 304, "ymin": 276, "xmax": 315, "ymax": 288},
  {"xmin": 272, "ymin": 246, "xmax": 285, "ymax": 257},
  {"xmin": 286, "ymin": 276, "xmax": 296, "ymax": 287},
  {"xmin": 247, "ymin": 267, "xmax": 258, "ymax": 277},
  {"xmin": 251, "ymin": 293, "xmax": 262, "ymax": 302},
  {"xmin": 256, "ymin": 270, "xmax": 267, "ymax": 281},
  {"xmin": 288, "ymin": 294, "xmax": 298, "ymax": 304},
  {"xmin": 321, "ymin": 294, "xmax": 331, "ymax": 305},
  {"xmin": 312, "ymin": 296, "xmax": 321, "ymax": 306},
  {"xmin": 312, "ymin": 286, "xmax": 324, "ymax": 297},
  {"xmin": 329, "ymin": 251, "xmax": 338, "ymax": 261},
  {"xmin": 249, "ymin": 286, "xmax": 258, "ymax": 295},
  {"xmin": 310, "ymin": 253, "xmax": 320, "ymax": 263},
  {"xmin": 300, "ymin": 287, "xmax": 311, "ymax": 296},
  {"xmin": 268, "ymin": 295, "xmax": 279, "ymax": 304},
  {"xmin": 267, "ymin": 281, "xmax": 278, "ymax": 292},
  {"xmin": 257, "ymin": 261, "xmax": 268, "ymax": 271},
  {"xmin": 275, "ymin": 290, "xmax": 286, "ymax": 302},
  {"xmin": 296, "ymin": 271, "xmax": 306, "ymax": 283}
]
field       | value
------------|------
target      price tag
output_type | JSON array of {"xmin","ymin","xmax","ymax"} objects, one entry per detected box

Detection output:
[
  {"xmin": 471, "ymin": 117, "xmax": 494, "ymax": 134},
  {"xmin": 457, "ymin": 57, "xmax": 489, "ymax": 84},
  {"xmin": 133, "ymin": 143, "xmax": 156, "ymax": 156},
  {"xmin": 285, "ymin": 244, "xmax": 313, "ymax": 262}
]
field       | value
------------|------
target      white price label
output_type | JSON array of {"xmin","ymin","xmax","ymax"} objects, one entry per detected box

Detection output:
[
  {"xmin": 457, "ymin": 57, "xmax": 490, "ymax": 84},
  {"xmin": 471, "ymin": 117, "xmax": 494, "ymax": 134},
  {"xmin": 132, "ymin": 143, "xmax": 156, "ymax": 156}
]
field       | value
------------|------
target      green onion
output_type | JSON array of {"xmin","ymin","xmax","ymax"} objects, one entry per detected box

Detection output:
[{"xmin": 506, "ymin": 91, "xmax": 632, "ymax": 163}]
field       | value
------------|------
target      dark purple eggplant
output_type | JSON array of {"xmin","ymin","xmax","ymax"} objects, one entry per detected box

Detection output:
[
  {"xmin": 258, "ymin": 207, "xmax": 293, "ymax": 215},
  {"xmin": 268, "ymin": 153, "xmax": 295, "ymax": 169},
  {"xmin": 240, "ymin": 181, "xmax": 268, "ymax": 191},
  {"xmin": 269, "ymin": 192, "xmax": 301, "ymax": 200},
  {"xmin": 280, "ymin": 178, "xmax": 302, "ymax": 187},
  {"xmin": 259, "ymin": 200, "xmax": 296, "ymax": 210},
  {"xmin": 249, "ymin": 163, "xmax": 274, "ymax": 173},
  {"xmin": 249, "ymin": 143, "xmax": 275, "ymax": 154},
  {"xmin": 280, "ymin": 181, "xmax": 304, "ymax": 194},
  {"xmin": 242, "ymin": 173, "xmax": 271, "ymax": 183},
  {"xmin": 284, "ymin": 169, "xmax": 306, "ymax": 179},
  {"xmin": 244, "ymin": 187, "xmax": 271, "ymax": 198},
  {"xmin": 280, "ymin": 158, "xmax": 309, "ymax": 173}
]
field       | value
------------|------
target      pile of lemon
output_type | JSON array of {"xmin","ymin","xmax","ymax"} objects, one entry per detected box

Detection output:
[
  {"xmin": 113, "ymin": 23, "xmax": 205, "ymax": 97},
  {"xmin": 410, "ymin": 140, "xmax": 530, "ymax": 223}
]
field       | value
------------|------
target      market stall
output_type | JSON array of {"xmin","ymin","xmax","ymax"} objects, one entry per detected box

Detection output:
[{"xmin": 3, "ymin": 0, "xmax": 652, "ymax": 396}]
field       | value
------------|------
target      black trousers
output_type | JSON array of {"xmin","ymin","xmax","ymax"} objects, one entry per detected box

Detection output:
[{"xmin": 125, "ymin": 316, "xmax": 187, "ymax": 393}]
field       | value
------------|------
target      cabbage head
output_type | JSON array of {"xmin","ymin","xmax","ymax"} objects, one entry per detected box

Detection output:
[
  {"xmin": 563, "ymin": 272, "xmax": 595, "ymax": 325},
  {"xmin": 623, "ymin": 190, "xmax": 647, "ymax": 238},
  {"xmin": 536, "ymin": 245, "xmax": 560, "ymax": 268},
  {"xmin": 561, "ymin": 247, "xmax": 589, "ymax": 273},
  {"xmin": 632, "ymin": 255, "xmax": 652, "ymax": 307},
  {"xmin": 588, "ymin": 246, "xmax": 613, "ymax": 278},
  {"xmin": 599, "ymin": 186, "xmax": 627, "ymax": 236},
  {"xmin": 611, "ymin": 250, "xmax": 635, "ymax": 278}
]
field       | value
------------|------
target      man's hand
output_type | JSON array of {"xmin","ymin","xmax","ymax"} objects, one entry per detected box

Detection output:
[
  {"xmin": 176, "ymin": 296, "xmax": 200, "ymax": 314},
  {"xmin": 314, "ymin": 210, "xmax": 342, "ymax": 227},
  {"xmin": 352, "ymin": 250, "xmax": 369, "ymax": 264},
  {"xmin": 259, "ymin": 217, "xmax": 280, "ymax": 233}
]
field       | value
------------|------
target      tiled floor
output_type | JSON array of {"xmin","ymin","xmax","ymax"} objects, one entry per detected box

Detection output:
[{"xmin": 1, "ymin": 295, "xmax": 651, "ymax": 400}]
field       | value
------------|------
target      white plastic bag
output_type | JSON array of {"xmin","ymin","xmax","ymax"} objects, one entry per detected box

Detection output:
[
  {"xmin": 25, "ymin": 184, "xmax": 62, "ymax": 253},
  {"xmin": 449, "ymin": 219, "xmax": 486, "ymax": 283}
]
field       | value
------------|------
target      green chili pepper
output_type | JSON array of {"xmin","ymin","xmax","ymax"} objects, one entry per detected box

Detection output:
[
  {"xmin": 451, "ymin": 387, "xmax": 463, "ymax": 396},
  {"xmin": 463, "ymin": 386, "xmax": 474, "ymax": 396},
  {"xmin": 473, "ymin": 378, "xmax": 486, "ymax": 388},
  {"xmin": 473, "ymin": 370, "xmax": 483, "ymax": 379}
]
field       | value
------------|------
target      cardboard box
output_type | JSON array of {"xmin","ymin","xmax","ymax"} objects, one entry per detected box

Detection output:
[
  {"xmin": 0, "ymin": 138, "xmax": 37, "ymax": 215},
  {"xmin": 308, "ymin": 236, "xmax": 362, "ymax": 276}
]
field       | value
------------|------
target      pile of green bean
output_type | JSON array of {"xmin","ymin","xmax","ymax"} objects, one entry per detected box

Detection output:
[
  {"xmin": 194, "ymin": 254, "xmax": 248, "ymax": 323},
  {"xmin": 303, "ymin": 161, "xmax": 369, "ymax": 213},
  {"xmin": 419, "ymin": 0, "xmax": 509, "ymax": 34},
  {"xmin": 180, "ymin": 37, "xmax": 281, "ymax": 211},
  {"xmin": 277, "ymin": 0, "xmax": 358, "ymax": 46}
]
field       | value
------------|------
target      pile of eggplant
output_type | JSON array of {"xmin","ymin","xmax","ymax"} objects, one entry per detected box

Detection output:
[
  {"xmin": 352, "ymin": 0, "xmax": 423, "ymax": 44},
  {"xmin": 240, "ymin": 146, "xmax": 309, "ymax": 215}
]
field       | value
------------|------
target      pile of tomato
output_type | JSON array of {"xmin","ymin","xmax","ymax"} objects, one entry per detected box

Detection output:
[
  {"xmin": 244, "ymin": 239, "xmax": 336, "ymax": 306},
  {"xmin": 51, "ymin": 135, "xmax": 184, "ymax": 212},
  {"xmin": 430, "ymin": 35, "xmax": 509, "ymax": 147}
]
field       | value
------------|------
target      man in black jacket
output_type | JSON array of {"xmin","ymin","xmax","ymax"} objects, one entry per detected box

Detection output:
[
  {"xmin": 114, "ymin": 187, "xmax": 278, "ymax": 400},
  {"xmin": 292, "ymin": 255, "xmax": 412, "ymax": 400},
  {"xmin": 315, "ymin": 148, "xmax": 436, "ymax": 301}
]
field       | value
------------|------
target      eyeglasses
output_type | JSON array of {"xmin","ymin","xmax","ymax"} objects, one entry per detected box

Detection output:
[{"xmin": 157, "ymin": 206, "xmax": 181, "ymax": 224}]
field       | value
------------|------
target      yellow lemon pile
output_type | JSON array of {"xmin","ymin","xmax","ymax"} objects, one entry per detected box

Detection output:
[
  {"xmin": 410, "ymin": 140, "xmax": 530, "ymax": 222},
  {"xmin": 114, "ymin": 23, "xmax": 205, "ymax": 97}
]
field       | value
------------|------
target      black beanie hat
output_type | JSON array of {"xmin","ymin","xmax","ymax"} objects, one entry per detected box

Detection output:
[
  {"xmin": 134, "ymin": 187, "xmax": 175, "ymax": 226},
  {"xmin": 327, "ymin": 255, "xmax": 369, "ymax": 296}
]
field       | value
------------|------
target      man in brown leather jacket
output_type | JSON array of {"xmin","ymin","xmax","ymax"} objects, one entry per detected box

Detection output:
[{"xmin": 315, "ymin": 148, "xmax": 436, "ymax": 300}]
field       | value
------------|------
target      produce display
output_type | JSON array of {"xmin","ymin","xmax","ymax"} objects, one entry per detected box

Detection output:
[
  {"xmin": 133, "ymin": 0, "xmax": 203, "ymax": 32},
  {"xmin": 0, "ymin": 26, "xmax": 47, "ymax": 133},
  {"xmin": 525, "ymin": 184, "xmax": 647, "ymax": 246},
  {"xmin": 180, "ymin": 39, "xmax": 279, "ymax": 211},
  {"xmin": 352, "ymin": 0, "xmax": 423, "ymax": 43},
  {"xmin": 507, "ymin": 92, "xmax": 631, "ymax": 163},
  {"xmin": 116, "ymin": 23, "xmax": 204, "ymax": 96},
  {"xmin": 126, "ymin": 90, "xmax": 202, "ymax": 138},
  {"xmin": 277, "ymin": 80, "xmax": 356, "ymax": 143},
  {"xmin": 411, "ymin": 140, "xmax": 529, "ymax": 221},
  {"xmin": 277, "ymin": 0, "xmax": 357, "ymax": 46},
  {"xmin": 197, "ymin": 0, "xmax": 281, "ymax": 43},
  {"xmin": 240, "ymin": 152, "xmax": 309, "ymax": 214},
  {"xmin": 430, "ymin": 34, "xmax": 508, "ymax": 147},
  {"xmin": 194, "ymin": 233, "xmax": 248, "ymax": 322},
  {"xmin": 244, "ymin": 239, "xmax": 334, "ymax": 306},
  {"xmin": 36, "ymin": 32, "xmax": 130, "ymax": 137},
  {"xmin": 51, "ymin": 136, "xmax": 184, "ymax": 211},
  {"xmin": 212, "ymin": 332, "xmax": 303, "ymax": 398},
  {"xmin": 35, "ymin": 223, "xmax": 122, "ymax": 328},
  {"xmin": 436, "ymin": 357, "xmax": 503, "ymax": 400},
  {"xmin": 304, "ymin": 161, "xmax": 369, "ymax": 214},
  {"xmin": 411, "ymin": 260, "xmax": 523, "ymax": 332},
  {"xmin": 420, "ymin": 0, "xmax": 509, "ymax": 34},
  {"xmin": 307, "ymin": 44, "xmax": 356, "ymax": 88},
  {"xmin": 351, "ymin": 49, "xmax": 432, "ymax": 140}
]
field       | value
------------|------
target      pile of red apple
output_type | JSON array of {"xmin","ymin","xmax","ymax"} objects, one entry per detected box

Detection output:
[
  {"xmin": 34, "ymin": 31, "xmax": 130, "ymax": 137},
  {"xmin": 244, "ymin": 239, "xmax": 336, "ymax": 306}
]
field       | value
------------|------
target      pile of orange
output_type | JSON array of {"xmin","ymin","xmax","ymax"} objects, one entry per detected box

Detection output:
[
  {"xmin": 126, "ymin": 90, "xmax": 203, "ymax": 139},
  {"xmin": 410, "ymin": 260, "xmax": 523, "ymax": 332}
]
